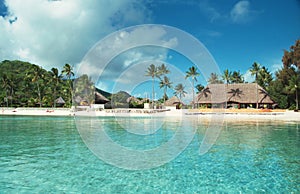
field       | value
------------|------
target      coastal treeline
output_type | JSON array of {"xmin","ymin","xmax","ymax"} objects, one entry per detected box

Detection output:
[
  {"xmin": 0, "ymin": 39, "xmax": 299, "ymax": 109},
  {"xmin": 145, "ymin": 39, "xmax": 299, "ymax": 110},
  {"xmin": 0, "ymin": 61, "xmax": 79, "ymax": 108}
]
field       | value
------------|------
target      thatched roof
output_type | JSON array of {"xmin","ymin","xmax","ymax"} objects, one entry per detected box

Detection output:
[
  {"xmin": 164, "ymin": 96, "xmax": 183, "ymax": 106},
  {"xmin": 95, "ymin": 91, "xmax": 110, "ymax": 104},
  {"xmin": 197, "ymin": 83, "xmax": 275, "ymax": 104},
  {"xmin": 55, "ymin": 97, "xmax": 65, "ymax": 104}
]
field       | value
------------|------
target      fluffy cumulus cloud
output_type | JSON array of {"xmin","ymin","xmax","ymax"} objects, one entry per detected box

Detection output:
[
  {"xmin": 243, "ymin": 70, "xmax": 255, "ymax": 83},
  {"xmin": 76, "ymin": 25, "xmax": 180, "ymax": 93},
  {"xmin": 0, "ymin": 0, "xmax": 151, "ymax": 69},
  {"xmin": 78, "ymin": 25, "xmax": 177, "ymax": 72},
  {"xmin": 230, "ymin": 0, "xmax": 260, "ymax": 23}
]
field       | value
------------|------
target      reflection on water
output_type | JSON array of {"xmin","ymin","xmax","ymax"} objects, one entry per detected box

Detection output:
[{"xmin": 0, "ymin": 116, "xmax": 299, "ymax": 193}]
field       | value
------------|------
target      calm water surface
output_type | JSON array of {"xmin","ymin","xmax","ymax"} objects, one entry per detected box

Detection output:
[{"xmin": 0, "ymin": 116, "xmax": 299, "ymax": 193}]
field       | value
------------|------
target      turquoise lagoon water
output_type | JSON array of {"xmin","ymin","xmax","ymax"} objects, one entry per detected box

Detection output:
[{"xmin": 0, "ymin": 116, "xmax": 299, "ymax": 193}]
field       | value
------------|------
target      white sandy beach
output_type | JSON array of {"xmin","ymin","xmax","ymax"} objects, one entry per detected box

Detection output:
[{"xmin": 1, "ymin": 107, "xmax": 299, "ymax": 121}]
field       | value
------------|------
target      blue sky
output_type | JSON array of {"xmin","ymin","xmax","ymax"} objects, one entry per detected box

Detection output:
[{"xmin": 0, "ymin": 0, "xmax": 299, "ymax": 101}]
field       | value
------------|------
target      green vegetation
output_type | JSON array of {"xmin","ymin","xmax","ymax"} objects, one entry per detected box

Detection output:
[
  {"xmin": 200, "ymin": 39, "xmax": 299, "ymax": 110},
  {"xmin": 174, "ymin": 83, "xmax": 187, "ymax": 102},
  {"xmin": 266, "ymin": 40, "xmax": 300, "ymax": 109},
  {"xmin": 0, "ymin": 60, "xmax": 85, "ymax": 108},
  {"xmin": 145, "ymin": 63, "xmax": 171, "ymax": 108},
  {"xmin": 0, "ymin": 39, "xmax": 299, "ymax": 110},
  {"xmin": 185, "ymin": 66, "xmax": 200, "ymax": 109}
]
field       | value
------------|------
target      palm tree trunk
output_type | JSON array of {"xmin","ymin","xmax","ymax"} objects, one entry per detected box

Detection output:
[
  {"xmin": 68, "ymin": 79, "xmax": 72, "ymax": 107},
  {"xmin": 10, "ymin": 87, "xmax": 13, "ymax": 107},
  {"xmin": 296, "ymin": 88, "xmax": 298, "ymax": 110},
  {"xmin": 152, "ymin": 77, "xmax": 154, "ymax": 109},
  {"xmin": 5, "ymin": 90, "xmax": 8, "ymax": 107},
  {"xmin": 192, "ymin": 79, "xmax": 195, "ymax": 109},
  {"xmin": 255, "ymin": 73, "xmax": 259, "ymax": 109},
  {"xmin": 37, "ymin": 83, "xmax": 41, "ymax": 108},
  {"xmin": 54, "ymin": 87, "xmax": 57, "ymax": 108},
  {"xmin": 256, "ymin": 82, "xmax": 258, "ymax": 109},
  {"xmin": 164, "ymin": 87, "xmax": 166, "ymax": 105},
  {"xmin": 179, "ymin": 94, "xmax": 182, "ymax": 109}
]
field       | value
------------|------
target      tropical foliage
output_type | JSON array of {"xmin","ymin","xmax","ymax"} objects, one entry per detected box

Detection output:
[
  {"xmin": 207, "ymin": 73, "xmax": 223, "ymax": 84},
  {"xmin": 267, "ymin": 39, "xmax": 300, "ymax": 109},
  {"xmin": 185, "ymin": 66, "xmax": 200, "ymax": 108},
  {"xmin": 174, "ymin": 83, "xmax": 187, "ymax": 102},
  {"xmin": 0, "ymin": 60, "xmax": 80, "ymax": 108},
  {"xmin": 0, "ymin": 39, "xmax": 299, "ymax": 110}
]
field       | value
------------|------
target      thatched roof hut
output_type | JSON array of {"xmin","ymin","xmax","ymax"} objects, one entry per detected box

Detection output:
[
  {"xmin": 164, "ymin": 96, "xmax": 183, "ymax": 107},
  {"xmin": 55, "ymin": 97, "xmax": 65, "ymax": 104},
  {"xmin": 197, "ymin": 83, "xmax": 275, "ymax": 108}
]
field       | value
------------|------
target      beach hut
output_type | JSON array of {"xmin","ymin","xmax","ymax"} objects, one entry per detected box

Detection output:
[
  {"xmin": 164, "ymin": 96, "xmax": 183, "ymax": 110},
  {"xmin": 55, "ymin": 97, "xmax": 65, "ymax": 107},
  {"xmin": 196, "ymin": 83, "xmax": 275, "ymax": 109}
]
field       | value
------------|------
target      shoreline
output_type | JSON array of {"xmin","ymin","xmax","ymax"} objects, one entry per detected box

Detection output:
[{"xmin": 1, "ymin": 107, "xmax": 299, "ymax": 122}]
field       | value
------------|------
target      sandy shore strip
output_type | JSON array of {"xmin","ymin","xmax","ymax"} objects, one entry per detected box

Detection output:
[
  {"xmin": 0, "ymin": 108, "xmax": 73, "ymax": 116},
  {"xmin": 1, "ymin": 107, "xmax": 299, "ymax": 121}
]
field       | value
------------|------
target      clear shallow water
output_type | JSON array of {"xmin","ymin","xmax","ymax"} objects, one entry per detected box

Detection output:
[{"xmin": 0, "ymin": 116, "xmax": 299, "ymax": 193}]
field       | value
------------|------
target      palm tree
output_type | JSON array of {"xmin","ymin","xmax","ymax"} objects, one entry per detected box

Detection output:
[
  {"xmin": 231, "ymin": 71, "xmax": 244, "ymax": 83},
  {"xmin": 185, "ymin": 66, "xmax": 200, "ymax": 108},
  {"xmin": 250, "ymin": 62, "xmax": 261, "ymax": 82},
  {"xmin": 201, "ymin": 87, "xmax": 211, "ymax": 98},
  {"xmin": 195, "ymin": 84, "xmax": 204, "ymax": 94},
  {"xmin": 207, "ymin": 73, "xmax": 223, "ymax": 84},
  {"xmin": 174, "ymin": 83, "xmax": 187, "ymax": 103},
  {"xmin": 222, "ymin": 69, "xmax": 232, "ymax": 84},
  {"xmin": 7, "ymin": 74, "xmax": 16, "ymax": 107},
  {"xmin": 145, "ymin": 64, "xmax": 159, "ymax": 108},
  {"xmin": 158, "ymin": 63, "xmax": 170, "ymax": 104},
  {"xmin": 62, "ymin": 64, "xmax": 74, "ymax": 107},
  {"xmin": 228, "ymin": 88, "xmax": 243, "ymax": 107},
  {"xmin": 250, "ymin": 62, "xmax": 261, "ymax": 108},
  {"xmin": 258, "ymin": 66, "xmax": 272, "ymax": 89},
  {"xmin": 29, "ymin": 65, "xmax": 44, "ymax": 107},
  {"xmin": 259, "ymin": 89, "xmax": 270, "ymax": 104},
  {"xmin": 197, "ymin": 87, "xmax": 211, "ymax": 108},
  {"xmin": 1, "ymin": 74, "xmax": 10, "ymax": 107},
  {"xmin": 158, "ymin": 64, "xmax": 170, "ymax": 76},
  {"xmin": 159, "ymin": 76, "xmax": 173, "ymax": 104},
  {"xmin": 286, "ymin": 75, "xmax": 300, "ymax": 110},
  {"xmin": 50, "ymin": 68, "xmax": 62, "ymax": 107}
]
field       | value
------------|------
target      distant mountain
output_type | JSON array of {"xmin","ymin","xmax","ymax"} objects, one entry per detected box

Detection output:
[
  {"xmin": 95, "ymin": 88, "xmax": 132, "ymax": 100},
  {"xmin": 111, "ymin": 91, "xmax": 131, "ymax": 103}
]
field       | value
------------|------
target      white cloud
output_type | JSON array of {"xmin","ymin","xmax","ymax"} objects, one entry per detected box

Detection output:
[
  {"xmin": 243, "ymin": 70, "xmax": 255, "ymax": 83},
  {"xmin": 0, "ymin": 0, "xmax": 151, "ymax": 70},
  {"xmin": 230, "ymin": 0, "xmax": 261, "ymax": 24},
  {"xmin": 77, "ymin": 25, "xmax": 178, "ymax": 83},
  {"xmin": 198, "ymin": 1, "xmax": 221, "ymax": 23},
  {"xmin": 230, "ymin": 1, "xmax": 250, "ymax": 23}
]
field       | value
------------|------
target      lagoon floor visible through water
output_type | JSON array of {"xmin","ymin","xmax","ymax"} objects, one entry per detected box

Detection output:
[{"xmin": 0, "ymin": 116, "xmax": 299, "ymax": 193}]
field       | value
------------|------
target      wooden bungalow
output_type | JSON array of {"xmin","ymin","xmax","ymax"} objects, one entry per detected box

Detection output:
[{"xmin": 196, "ymin": 83, "xmax": 275, "ymax": 109}]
